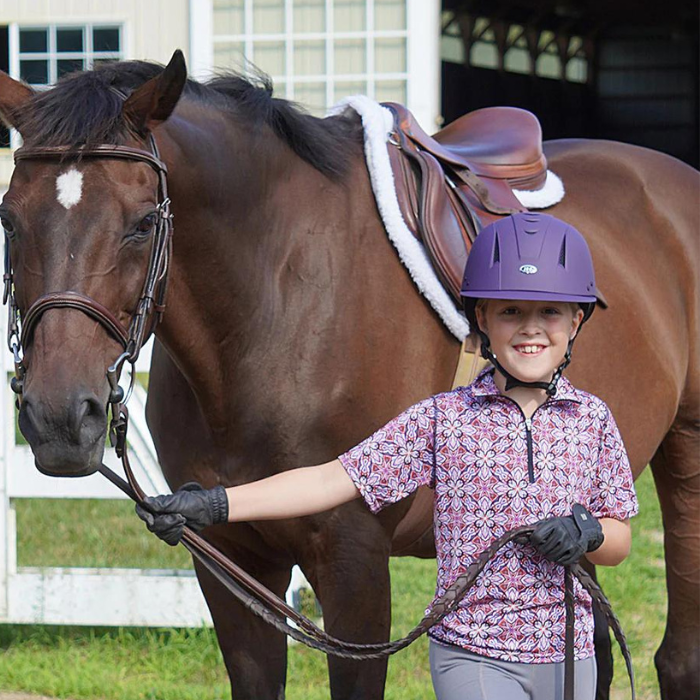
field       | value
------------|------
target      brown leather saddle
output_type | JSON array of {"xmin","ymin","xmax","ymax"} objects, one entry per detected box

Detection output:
[{"xmin": 384, "ymin": 102, "xmax": 548, "ymax": 302}]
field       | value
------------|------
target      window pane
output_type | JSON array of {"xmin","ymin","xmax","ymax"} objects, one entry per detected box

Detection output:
[
  {"xmin": 566, "ymin": 57, "xmax": 587, "ymax": 83},
  {"xmin": 58, "ymin": 58, "xmax": 84, "ymax": 78},
  {"xmin": 471, "ymin": 42, "xmax": 498, "ymax": 69},
  {"xmin": 57, "ymin": 28, "xmax": 83, "ymax": 52},
  {"xmin": 294, "ymin": 0, "xmax": 325, "ymax": 33},
  {"xmin": 335, "ymin": 39, "xmax": 365, "ymax": 75},
  {"xmin": 504, "ymin": 47, "xmax": 530, "ymax": 74},
  {"xmin": 536, "ymin": 53, "xmax": 561, "ymax": 79},
  {"xmin": 333, "ymin": 80, "xmax": 367, "ymax": 103},
  {"xmin": 334, "ymin": 0, "xmax": 365, "ymax": 32},
  {"xmin": 375, "ymin": 79, "xmax": 406, "ymax": 104},
  {"xmin": 213, "ymin": 0, "xmax": 245, "ymax": 36},
  {"xmin": 272, "ymin": 81, "xmax": 288, "ymax": 99},
  {"xmin": 20, "ymin": 59, "xmax": 48, "ymax": 84},
  {"xmin": 253, "ymin": 41, "xmax": 285, "ymax": 76},
  {"xmin": 19, "ymin": 29, "xmax": 47, "ymax": 53},
  {"xmin": 294, "ymin": 41, "xmax": 325, "ymax": 76},
  {"xmin": 93, "ymin": 27, "xmax": 120, "ymax": 52},
  {"xmin": 375, "ymin": 38, "xmax": 406, "ymax": 73},
  {"xmin": 294, "ymin": 81, "xmax": 326, "ymax": 114},
  {"xmin": 375, "ymin": 0, "xmax": 406, "ymax": 31},
  {"xmin": 213, "ymin": 41, "xmax": 246, "ymax": 69},
  {"xmin": 441, "ymin": 34, "xmax": 465, "ymax": 64},
  {"xmin": 253, "ymin": 0, "xmax": 285, "ymax": 34}
]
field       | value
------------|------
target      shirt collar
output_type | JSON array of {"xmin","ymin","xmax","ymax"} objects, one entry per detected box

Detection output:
[{"xmin": 468, "ymin": 367, "xmax": 582, "ymax": 404}]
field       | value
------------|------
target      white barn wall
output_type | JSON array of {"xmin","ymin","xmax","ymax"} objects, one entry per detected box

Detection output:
[
  {"xmin": 0, "ymin": 0, "xmax": 190, "ymax": 186},
  {"xmin": 0, "ymin": 0, "xmax": 189, "ymax": 63}
]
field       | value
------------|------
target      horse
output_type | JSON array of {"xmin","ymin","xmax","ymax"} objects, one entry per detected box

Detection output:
[{"xmin": 0, "ymin": 51, "xmax": 697, "ymax": 700}]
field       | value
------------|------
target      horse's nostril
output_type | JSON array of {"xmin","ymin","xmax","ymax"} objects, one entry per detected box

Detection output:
[
  {"xmin": 18, "ymin": 395, "xmax": 40, "ymax": 441},
  {"xmin": 65, "ymin": 394, "xmax": 107, "ymax": 443}
]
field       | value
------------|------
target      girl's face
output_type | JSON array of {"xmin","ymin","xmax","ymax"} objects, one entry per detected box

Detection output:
[{"xmin": 475, "ymin": 300, "xmax": 584, "ymax": 387}]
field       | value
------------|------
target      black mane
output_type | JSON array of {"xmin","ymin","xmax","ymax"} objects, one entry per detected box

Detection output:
[{"xmin": 17, "ymin": 60, "xmax": 362, "ymax": 180}]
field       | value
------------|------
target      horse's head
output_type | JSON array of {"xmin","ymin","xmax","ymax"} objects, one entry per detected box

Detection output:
[{"xmin": 0, "ymin": 51, "xmax": 186, "ymax": 476}]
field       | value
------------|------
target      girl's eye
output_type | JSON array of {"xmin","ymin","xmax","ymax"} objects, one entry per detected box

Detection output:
[
  {"xmin": 543, "ymin": 307, "xmax": 562, "ymax": 315},
  {"xmin": 501, "ymin": 307, "xmax": 519, "ymax": 315}
]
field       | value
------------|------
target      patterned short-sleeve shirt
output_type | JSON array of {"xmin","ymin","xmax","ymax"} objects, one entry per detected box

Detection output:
[{"xmin": 338, "ymin": 368, "xmax": 638, "ymax": 664}]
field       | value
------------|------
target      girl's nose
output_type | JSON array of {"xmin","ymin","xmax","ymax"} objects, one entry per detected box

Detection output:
[{"xmin": 519, "ymin": 312, "xmax": 543, "ymax": 334}]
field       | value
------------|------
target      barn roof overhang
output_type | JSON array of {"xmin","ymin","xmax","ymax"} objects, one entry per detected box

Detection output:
[{"xmin": 443, "ymin": 0, "xmax": 699, "ymax": 34}]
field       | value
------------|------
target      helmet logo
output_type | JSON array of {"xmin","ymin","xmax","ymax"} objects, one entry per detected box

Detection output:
[{"xmin": 519, "ymin": 264, "xmax": 538, "ymax": 275}]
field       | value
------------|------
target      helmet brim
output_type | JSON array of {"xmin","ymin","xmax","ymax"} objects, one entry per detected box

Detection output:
[{"xmin": 460, "ymin": 290, "xmax": 598, "ymax": 304}]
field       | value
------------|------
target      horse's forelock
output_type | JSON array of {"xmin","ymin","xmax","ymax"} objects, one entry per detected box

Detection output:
[
  {"xmin": 20, "ymin": 72, "xmax": 128, "ymax": 149},
  {"xmin": 16, "ymin": 60, "xmax": 362, "ymax": 179}
]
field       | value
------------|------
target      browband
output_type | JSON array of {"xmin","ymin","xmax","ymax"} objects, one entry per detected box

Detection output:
[{"xmin": 14, "ymin": 143, "xmax": 168, "ymax": 175}]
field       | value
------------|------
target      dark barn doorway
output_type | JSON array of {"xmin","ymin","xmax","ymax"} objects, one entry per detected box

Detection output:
[{"xmin": 441, "ymin": 1, "xmax": 699, "ymax": 168}]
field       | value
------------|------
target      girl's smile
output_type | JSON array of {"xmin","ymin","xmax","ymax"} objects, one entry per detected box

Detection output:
[{"xmin": 476, "ymin": 300, "xmax": 584, "ymax": 391}]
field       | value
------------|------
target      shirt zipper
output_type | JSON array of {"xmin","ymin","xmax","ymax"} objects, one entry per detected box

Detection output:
[
  {"xmin": 524, "ymin": 416, "xmax": 534, "ymax": 483},
  {"xmin": 501, "ymin": 398, "xmax": 544, "ymax": 484}
]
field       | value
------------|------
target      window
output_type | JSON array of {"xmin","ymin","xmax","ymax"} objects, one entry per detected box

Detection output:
[
  {"xmin": 15, "ymin": 24, "xmax": 123, "ymax": 87},
  {"xmin": 212, "ymin": 0, "xmax": 409, "ymax": 115}
]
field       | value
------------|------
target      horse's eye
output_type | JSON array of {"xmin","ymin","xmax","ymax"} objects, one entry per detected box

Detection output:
[
  {"xmin": 133, "ymin": 212, "xmax": 157, "ymax": 237},
  {"xmin": 1, "ymin": 216, "xmax": 15, "ymax": 236}
]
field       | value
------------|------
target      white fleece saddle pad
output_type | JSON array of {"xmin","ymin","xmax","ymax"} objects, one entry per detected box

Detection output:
[{"xmin": 327, "ymin": 97, "xmax": 565, "ymax": 342}]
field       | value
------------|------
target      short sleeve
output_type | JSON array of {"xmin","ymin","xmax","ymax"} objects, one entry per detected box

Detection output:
[
  {"xmin": 338, "ymin": 396, "xmax": 437, "ymax": 513},
  {"xmin": 589, "ymin": 406, "xmax": 639, "ymax": 521}
]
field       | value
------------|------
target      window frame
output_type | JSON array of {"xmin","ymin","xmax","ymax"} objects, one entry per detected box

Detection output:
[
  {"xmin": 4, "ymin": 22, "xmax": 124, "ymax": 149},
  {"xmin": 10, "ymin": 22, "xmax": 124, "ymax": 88},
  {"xmin": 205, "ymin": 0, "xmax": 440, "ymax": 127}
]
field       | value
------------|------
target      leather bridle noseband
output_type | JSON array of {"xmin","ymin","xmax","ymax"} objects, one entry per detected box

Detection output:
[
  {"xmin": 2, "ymin": 136, "xmax": 635, "ymax": 700},
  {"xmin": 5, "ymin": 138, "xmax": 173, "ymax": 411}
]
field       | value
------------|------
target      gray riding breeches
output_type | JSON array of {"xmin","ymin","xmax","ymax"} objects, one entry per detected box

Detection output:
[{"xmin": 429, "ymin": 639, "xmax": 597, "ymax": 700}]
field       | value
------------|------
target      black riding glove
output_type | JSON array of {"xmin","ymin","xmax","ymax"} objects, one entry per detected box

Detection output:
[
  {"xmin": 530, "ymin": 504, "xmax": 604, "ymax": 566},
  {"xmin": 135, "ymin": 481, "xmax": 229, "ymax": 546}
]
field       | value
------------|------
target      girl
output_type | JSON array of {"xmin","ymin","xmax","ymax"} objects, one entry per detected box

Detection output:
[{"xmin": 137, "ymin": 212, "xmax": 638, "ymax": 700}]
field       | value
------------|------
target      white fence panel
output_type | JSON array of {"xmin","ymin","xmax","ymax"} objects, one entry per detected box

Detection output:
[{"xmin": 0, "ymin": 332, "xmax": 311, "ymax": 627}]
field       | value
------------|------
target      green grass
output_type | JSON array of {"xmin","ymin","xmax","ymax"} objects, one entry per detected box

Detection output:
[{"xmin": 1, "ymin": 469, "xmax": 664, "ymax": 699}]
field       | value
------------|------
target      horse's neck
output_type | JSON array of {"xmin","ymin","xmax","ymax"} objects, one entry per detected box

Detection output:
[{"xmin": 154, "ymin": 109, "xmax": 379, "ymax": 434}]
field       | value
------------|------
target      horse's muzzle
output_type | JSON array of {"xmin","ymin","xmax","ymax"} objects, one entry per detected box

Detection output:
[{"xmin": 18, "ymin": 391, "xmax": 107, "ymax": 476}]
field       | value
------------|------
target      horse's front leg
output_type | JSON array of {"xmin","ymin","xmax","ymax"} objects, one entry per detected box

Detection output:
[
  {"xmin": 299, "ymin": 504, "xmax": 394, "ymax": 700},
  {"xmin": 650, "ymin": 405, "xmax": 700, "ymax": 700},
  {"xmin": 193, "ymin": 525, "xmax": 293, "ymax": 700}
]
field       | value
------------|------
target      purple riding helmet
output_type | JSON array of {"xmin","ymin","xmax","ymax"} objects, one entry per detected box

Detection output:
[{"xmin": 460, "ymin": 212, "xmax": 601, "ymax": 396}]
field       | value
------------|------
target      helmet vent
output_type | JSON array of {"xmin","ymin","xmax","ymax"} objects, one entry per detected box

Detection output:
[
  {"xmin": 558, "ymin": 236, "xmax": 567, "ymax": 267},
  {"xmin": 493, "ymin": 234, "xmax": 501, "ymax": 263}
]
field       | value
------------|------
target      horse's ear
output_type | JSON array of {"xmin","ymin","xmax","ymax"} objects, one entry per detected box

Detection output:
[
  {"xmin": 0, "ymin": 71, "xmax": 34, "ymax": 133},
  {"xmin": 123, "ymin": 50, "xmax": 187, "ymax": 134}
]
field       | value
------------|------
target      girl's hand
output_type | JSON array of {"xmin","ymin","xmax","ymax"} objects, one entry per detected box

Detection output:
[
  {"xmin": 136, "ymin": 482, "xmax": 229, "ymax": 546},
  {"xmin": 530, "ymin": 504, "xmax": 604, "ymax": 566}
]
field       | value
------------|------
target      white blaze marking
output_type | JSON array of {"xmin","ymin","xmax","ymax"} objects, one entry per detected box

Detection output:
[{"xmin": 56, "ymin": 168, "xmax": 83, "ymax": 209}]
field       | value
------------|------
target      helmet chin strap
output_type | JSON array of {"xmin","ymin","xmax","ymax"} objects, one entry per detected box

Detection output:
[{"xmin": 478, "ymin": 332, "xmax": 574, "ymax": 397}]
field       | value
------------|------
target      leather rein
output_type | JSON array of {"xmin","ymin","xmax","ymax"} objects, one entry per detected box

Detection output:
[{"xmin": 4, "ymin": 137, "xmax": 635, "ymax": 700}]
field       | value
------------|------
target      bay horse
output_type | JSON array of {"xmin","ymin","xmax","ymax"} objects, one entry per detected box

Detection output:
[{"xmin": 0, "ymin": 52, "xmax": 697, "ymax": 700}]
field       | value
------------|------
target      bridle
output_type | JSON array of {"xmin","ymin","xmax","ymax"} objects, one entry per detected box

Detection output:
[
  {"xmin": 2, "ymin": 136, "xmax": 635, "ymax": 700},
  {"xmin": 4, "ymin": 138, "xmax": 173, "ymax": 415}
]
